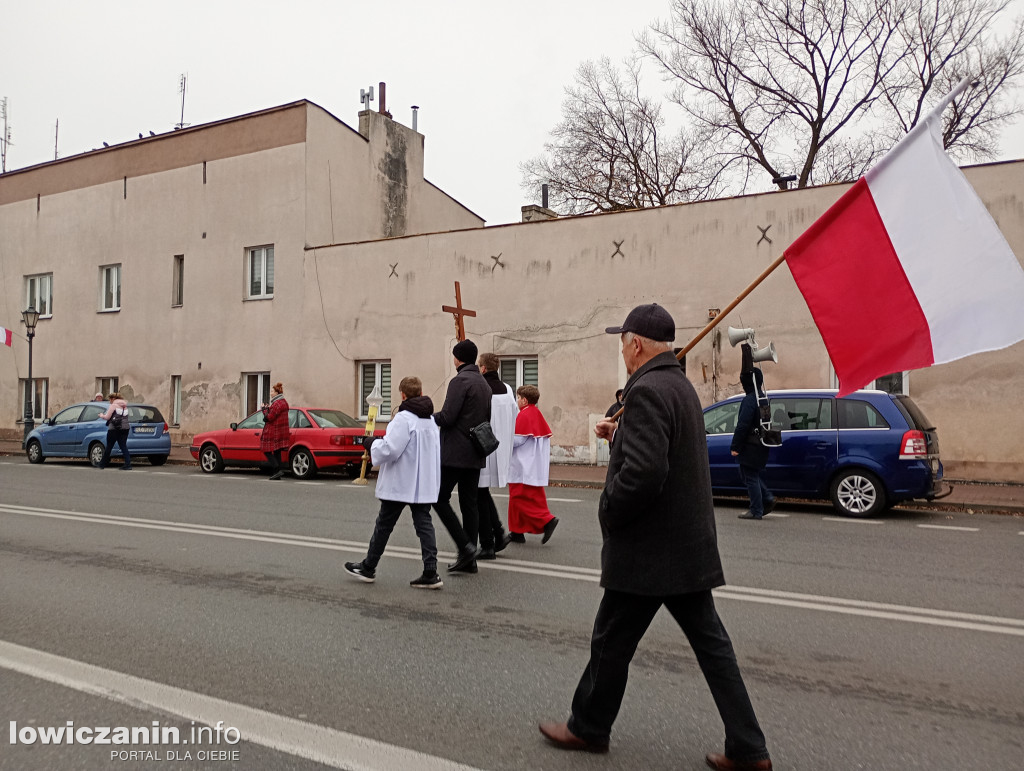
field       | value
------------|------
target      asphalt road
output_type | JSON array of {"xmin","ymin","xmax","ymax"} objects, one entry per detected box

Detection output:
[{"xmin": 1, "ymin": 458, "xmax": 1022, "ymax": 770}]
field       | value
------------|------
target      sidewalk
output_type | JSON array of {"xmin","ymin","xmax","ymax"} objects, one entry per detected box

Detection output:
[{"xmin": 2, "ymin": 439, "xmax": 1021, "ymax": 515}]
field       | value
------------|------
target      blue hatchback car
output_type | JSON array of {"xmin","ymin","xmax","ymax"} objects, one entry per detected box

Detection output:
[
  {"xmin": 24, "ymin": 401, "xmax": 172, "ymax": 467},
  {"xmin": 703, "ymin": 389, "xmax": 945, "ymax": 517}
]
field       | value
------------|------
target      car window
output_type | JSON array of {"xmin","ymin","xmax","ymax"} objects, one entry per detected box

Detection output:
[
  {"xmin": 893, "ymin": 396, "xmax": 934, "ymax": 430},
  {"xmin": 704, "ymin": 402, "xmax": 740, "ymax": 435},
  {"xmin": 80, "ymin": 405, "xmax": 106, "ymax": 422},
  {"xmin": 309, "ymin": 409, "xmax": 362, "ymax": 429},
  {"xmin": 289, "ymin": 410, "xmax": 312, "ymax": 429},
  {"xmin": 52, "ymin": 406, "xmax": 85, "ymax": 425},
  {"xmin": 128, "ymin": 405, "xmax": 164, "ymax": 424},
  {"xmin": 237, "ymin": 412, "xmax": 265, "ymax": 429},
  {"xmin": 837, "ymin": 398, "xmax": 890, "ymax": 429},
  {"xmin": 768, "ymin": 398, "xmax": 833, "ymax": 430}
]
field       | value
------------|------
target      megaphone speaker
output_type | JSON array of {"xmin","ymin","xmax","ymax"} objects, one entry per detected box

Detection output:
[
  {"xmin": 727, "ymin": 326, "xmax": 755, "ymax": 347},
  {"xmin": 751, "ymin": 341, "xmax": 778, "ymax": 364}
]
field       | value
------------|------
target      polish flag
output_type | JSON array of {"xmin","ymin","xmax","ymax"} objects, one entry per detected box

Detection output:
[
  {"xmin": 1, "ymin": 326, "xmax": 12, "ymax": 347},
  {"xmin": 785, "ymin": 78, "xmax": 1024, "ymax": 396}
]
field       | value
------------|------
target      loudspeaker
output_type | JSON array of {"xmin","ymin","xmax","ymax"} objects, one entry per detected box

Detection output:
[
  {"xmin": 751, "ymin": 342, "xmax": 778, "ymax": 364},
  {"xmin": 727, "ymin": 326, "xmax": 755, "ymax": 347}
]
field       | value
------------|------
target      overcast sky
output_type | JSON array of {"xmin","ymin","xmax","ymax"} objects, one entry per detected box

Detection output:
[{"xmin": 4, "ymin": 0, "xmax": 1024, "ymax": 226}]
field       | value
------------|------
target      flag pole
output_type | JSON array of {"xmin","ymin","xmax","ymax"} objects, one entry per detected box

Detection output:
[{"xmin": 609, "ymin": 253, "xmax": 787, "ymax": 422}]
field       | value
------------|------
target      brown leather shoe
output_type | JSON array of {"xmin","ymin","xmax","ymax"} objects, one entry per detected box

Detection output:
[
  {"xmin": 705, "ymin": 752, "xmax": 772, "ymax": 770},
  {"xmin": 538, "ymin": 722, "xmax": 609, "ymax": 753}
]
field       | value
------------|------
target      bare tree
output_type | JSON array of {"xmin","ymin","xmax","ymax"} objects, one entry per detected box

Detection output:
[{"xmin": 520, "ymin": 58, "xmax": 728, "ymax": 215}]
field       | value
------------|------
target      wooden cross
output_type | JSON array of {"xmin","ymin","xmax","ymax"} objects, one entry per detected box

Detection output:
[{"xmin": 441, "ymin": 281, "xmax": 477, "ymax": 341}]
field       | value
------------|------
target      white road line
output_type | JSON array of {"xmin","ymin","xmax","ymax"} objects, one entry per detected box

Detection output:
[
  {"xmin": 491, "ymin": 493, "xmax": 582, "ymax": 503},
  {"xmin": 149, "ymin": 472, "xmax": 177, "ymax": 476},
  {"xmin": 295, "ymin": 481, "xmax": 325, "ymax": 486},
  {"xmin": 763, "ymin": 513, "xmax": 790, "ymax": 518},
  {"xmin": 3, "ymin": 504, "xmax": 1022, "ymax": 636},
  {"xmin": 917, "ymin": 524, "xmax": 979, "ymax": 532},
  {"xmin": 822, "ymin": 517, "xmax": 884, "ymax": 524},
  {"xmin": 0, "ymin": 640, "xmax": 480, "ymax": 771}
]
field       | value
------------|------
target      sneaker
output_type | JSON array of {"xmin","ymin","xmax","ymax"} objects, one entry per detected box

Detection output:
[
  {"xmin": 737, "ymin": 511, "xmax": 763, "ymax": 520},
  {"xmin": 410, "ymin": 571, "xmax": 443, "ymax": 590},
  {"xmin": 344, "ymin": 561, "xmax": 376, "ymax": 582}
]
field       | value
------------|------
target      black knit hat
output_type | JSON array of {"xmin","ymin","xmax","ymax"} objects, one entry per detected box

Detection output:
[
  {"xmin": 605, "ymin": 303, "xmax": 676, "ymax": 342},
  {"xmin": 452, "ymin": 339, "xmax": 478, "ymax": 364}
]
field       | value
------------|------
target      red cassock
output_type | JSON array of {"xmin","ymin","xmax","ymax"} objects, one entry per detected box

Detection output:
[{"xmin": 508, "ymin": 405, "xmax": 554, "ymax": 534}]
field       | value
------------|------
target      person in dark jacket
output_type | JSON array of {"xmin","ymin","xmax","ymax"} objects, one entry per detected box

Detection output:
[
  {"xmin": 260, "ymin": 382, "xmax": 290, "ymax": 481},
  {"xmin": 538, "ymin": 304, "xmax": 772, "ymax": 771},
  {"xmin": 432, "ymin": 339, "xmax": 492, "ymax": 574},
  {"xmin": 604, "ymin": 388, "xmax": 624, "ymax": 418},
  {"xmin": 732, "ymin": 368, "xmax": 776, "ymax": 520}
]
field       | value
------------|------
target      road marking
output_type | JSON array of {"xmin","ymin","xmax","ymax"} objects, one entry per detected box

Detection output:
[
  {"xmin": 3, "ymin": 504, "xmax": 1023, "ymax": 637},
  {"xmin": 822, "ymin": 517, "xmax": 884, "ymax": 524},
  {"xmin": 295, "ymin": 481, "xmax": 325, "ymax": 486},
  {"xmin": 0, "ymin": 640, "xmax": 481, "ymax": 771},
  {"xmin": 491, "ymin": 493, "xmax": 582, "ymax": 503},
  {"xmin": 763, "ymin": 513, "xmax": 789, "ymax": 518},
  {"xmin": 917, "ymin": 524, "xmax": 979, "ymax": 532},
  {"xmin": 149, "ymin": 471, "xmax": 177, "ymax": 476}
]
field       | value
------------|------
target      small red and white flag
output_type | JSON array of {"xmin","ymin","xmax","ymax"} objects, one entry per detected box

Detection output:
[
  {"xmin": 785, "ymin": 78, "xmax": 1024, "ymax": 395},
  {"xmin": 1, "ymin": 326, "xmax": 12, "ymax": 347}
]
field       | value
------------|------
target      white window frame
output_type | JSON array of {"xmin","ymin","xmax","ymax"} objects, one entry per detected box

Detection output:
[
  {"xmin": 19, "ymin": 378, "xmax": 48, "ymax": 422},
  {"xmin": 499, "ymin": 356, "xmax": 539, "ymax": 390},
  {"xmin": 170, "ymin": 375, "xmax": 182, "ymax": 426},
  {"xmin": 828, "ymin": 363, "xmax": 909, "ymax": 395},
  {"xmin": 100, "ymin": 264, "xmax": 121, "ymax": 311},
  {"xmin": 25, "ymin": 273, "xmax": 53, "ymax": 318},
  {"xmin": 96, "ymin": 377, "xmax": 119, "ymax": 398},
  {"xmin": 246, "ymin": 245, "xmax": 274, "ymax": 300},
  {"xmin": 358, "ymin": 361, "xmax": 392, "ymax": 421},
  {"xmin": 243, "ymin": 372, "xmax": 271, "ymax": 418},
  {"xmin": 172, "ymin": 255, "xmax": 184, "ymax": 307}
]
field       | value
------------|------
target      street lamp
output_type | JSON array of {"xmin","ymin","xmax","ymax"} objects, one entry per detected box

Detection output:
[{"xmin": 21, "ymin": 306, "xmax": 40, "ymax": 448}]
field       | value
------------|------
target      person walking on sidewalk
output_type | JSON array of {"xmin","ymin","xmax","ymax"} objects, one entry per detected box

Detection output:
[
  {"xmin": 97, "ymin": 393, "xmax": 132, "ymax": 470},
  {"xmin": 507, "ymin": 385, "xmax": 558, "ymax": 545},
  {"xmin": 732, "ymin": 367, "xmax": 776, "ymax": 521},
  {"xmin": 476, "ymin": 352, "xmax": 516, "ymax": 559},
  {"xmin": 344, "ymin": 376, "xmax": 443, "ymax": 589},
  {"xmin": 261, "ymin": 382, "xmax": 290, "ymax": 481},
  {"xmin": 538, "ymin": 303, "xmax": 771, "ymax": 771},
  {"xmin": 432, "ymin": 339, "xmax": 492, "ymax": 574}
]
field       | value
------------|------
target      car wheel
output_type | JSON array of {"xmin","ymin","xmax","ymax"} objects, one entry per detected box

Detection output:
[
  {"xmin": 26, "ymin": 440, "xmax": 45, "ymax": 464},
  {"xmin": 89, "ymin": 442, "xmax": 106, "ymax": 467},
  {"xmin": 199, "ymin": 445, "xmax": 225, "ymax": 473},
  {"xmin": 148, "ymin": 455, "xmax": 168, "ymax": 466},
  {"xmin": 290, "ymin": 448, "xmax": 317, "ymax": 479},
  {"xmin": 830, "ymin": 469, "xmax": 886, "ymax": 518}
]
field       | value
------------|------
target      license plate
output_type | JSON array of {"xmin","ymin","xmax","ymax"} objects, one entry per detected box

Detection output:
[{"xmin": 134, "ymin": 426, "xmax": 156, "ymax": 434}]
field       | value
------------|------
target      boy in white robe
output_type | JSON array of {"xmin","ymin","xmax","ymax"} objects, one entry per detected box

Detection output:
[
  {"xmin": 344, "ymin": 376, "xmax": 443, "ymax": 589},
  {"xmin": 508, "ymin": 385, "xmax": 559, "ymax": 544},
  {"xmin": 477, "ymin": 352, "xmax": 517, "ymax": 558}
]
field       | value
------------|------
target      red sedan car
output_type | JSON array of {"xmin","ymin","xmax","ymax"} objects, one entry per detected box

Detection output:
[{"xmin": 189, "ymin": 407, "xmax": 385, "ymax": 479}]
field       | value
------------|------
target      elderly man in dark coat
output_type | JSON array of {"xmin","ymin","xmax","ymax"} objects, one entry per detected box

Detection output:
[
  {"xmin": 433, "ymin": 339, "xmax": 492, "ymax": 574},
  {"xmin": 539, "ymin": 304, "xmax": 772, "ymax": 771}
]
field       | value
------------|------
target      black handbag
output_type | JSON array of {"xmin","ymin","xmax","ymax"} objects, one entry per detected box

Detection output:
[{"xmin": 469, "ymin": 421, "xmax": 500, "ymax": 457}]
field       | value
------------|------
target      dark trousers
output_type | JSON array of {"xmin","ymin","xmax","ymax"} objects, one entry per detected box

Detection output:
[
  {"xmin": 739, "ymin": 464, "xmax": 774, "ymax": 518},
  {"xmin": 568, "ymin": 589, "xmax": 769, "ymax": 763},
  {"xmin": 364, "ymin": 499, "xmax": 438, "ymax": 573},
  {"xmin": 99, "ymin": 428, "xmax": 131, "ymax": 469},
  {"xmin": 477, "ymin": 488, "xmax": 506, "ymax": 549},
  {"xmin": 264, "ymin": 449, "xmax": 284, "ymax": 472},
  {"xmin": 432, "ymin": 466, "xmax": 481, "ymax": 551}
]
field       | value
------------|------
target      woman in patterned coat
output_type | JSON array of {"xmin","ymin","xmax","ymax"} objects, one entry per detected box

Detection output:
[{"xmin": 260, "ymin": 382, "xmax": 291, "ymax": 480}]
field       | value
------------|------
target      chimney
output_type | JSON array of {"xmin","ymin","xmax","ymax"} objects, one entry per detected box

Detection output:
[
  {"xmin": 411, "ymin": 105, "xmax": 419, "ymax": 132},
  {"xmin": 522, "ymin": 184, "xmax": 558, "ymax": 222},
  {"xmin": 378, "ymin": 81, "xmax": 392, "ymax": 118}
]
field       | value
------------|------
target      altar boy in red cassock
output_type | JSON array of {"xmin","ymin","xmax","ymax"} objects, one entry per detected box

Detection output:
[{"xmin": 507, "ymin": 385, "xmax": 559, "ymax": 544}]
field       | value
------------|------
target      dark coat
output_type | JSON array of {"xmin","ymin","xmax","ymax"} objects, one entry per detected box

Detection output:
[
  {"xmin": 731, "ymin": 368, "xmax": 769, "ymax": 469},
  {"xmin": 434, "ymin": 363, "xmax": 492, "ymax": 469},
  {"xmin": 599, "ymin": 351, "xmax": 725, "ymax": 595},
  {"xmin": 260, "ymin": 395, "xmax": 290, "ymax": 452}
]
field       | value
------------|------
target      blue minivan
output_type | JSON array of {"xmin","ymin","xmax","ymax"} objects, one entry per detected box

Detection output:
[
  {"xmin": 24, "ymin": 401, "xmax": 172, "ymax": 467},
  {"xmin": 703, "ymin": 389, "xmax": 945, "ymax": 517}
]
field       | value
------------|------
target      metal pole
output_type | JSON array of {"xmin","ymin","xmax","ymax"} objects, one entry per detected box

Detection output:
[{"xmin": 23, "ymin": 329, "xmax": 34, "ymax": 448}]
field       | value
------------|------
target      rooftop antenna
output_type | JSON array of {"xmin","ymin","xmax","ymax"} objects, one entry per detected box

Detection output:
[
  {"xmin": 1, "ymin": 97, "xmax": 11, "ymax": 173},
  {"xmin": 360, "ymin": 85, "xmax": 374, "ymax": 111},
  {"xmin": 175, "ymin": 74, "xmax": 190, "ymax": 130}
]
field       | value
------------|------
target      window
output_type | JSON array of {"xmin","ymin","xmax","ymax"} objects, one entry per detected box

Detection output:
[
  {"xmin": 25, "ymin": 273, "xmax": 53, "ymax": 317},
  {"xmin": 243, "ymin": 372, "xmax": 271, "ymax": 418},
  {"xmin": 704, "ymin": 401, "xmax": 741, "ymax": 435},
  {"xmin": 170, "ymin": 375, "xmax": 182, "ymax": 426},
  {"xmin": 499, "ymin": 357, "xmax": 538, "ymax": 390},
  {"xmin": 872, "ymin": 371, "xmax": 908, "ymax": 395},
  {"xmin": 172, "ymin": 255, "xmax": 184, "ymax": 307},
  {"xmin": 837, "ymin": 399, "xmax": 890, "ymax": 429},
  {"xmin": 247, "ymin": 245, "xmax": 274, "ymax": 299},
  {"xmin": 100, "ymin": 264, "xmax": 121, "ymax": 311},
  {"xmin": 80, "ymin": 404, "xmax": 106, "ymax": 422},
  {"xmin": 19, "ymin": 378, "xmax": 48, "ymax": 421},
  {"xmin": 768, "ymin": 398, "xmax": 833, "ymax": 431},
  {"xmin": 359, "ymin": 361, "xmax": 392, "ymax": 420},
  {"xmin": 96, "ymin": 377, "xmax": 118, "ymax": 397}
]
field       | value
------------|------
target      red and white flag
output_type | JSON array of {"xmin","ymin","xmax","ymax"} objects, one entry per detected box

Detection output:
[
  {"xmin": 1, "ymin": 326, "xmax": 12, "ymax": 347},
  {"xmin": 785, "ymin": 79, "xmax": 1024, "ymax": 396}
]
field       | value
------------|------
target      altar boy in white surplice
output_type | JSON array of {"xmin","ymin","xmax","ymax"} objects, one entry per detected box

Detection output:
[
  {"xmin": 476, "ymin": 353, "xmax": 518, "ymax": 559},
  {"xmin": 508, "ymin": 385, "xmax": 559, "ymax": 545}
]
